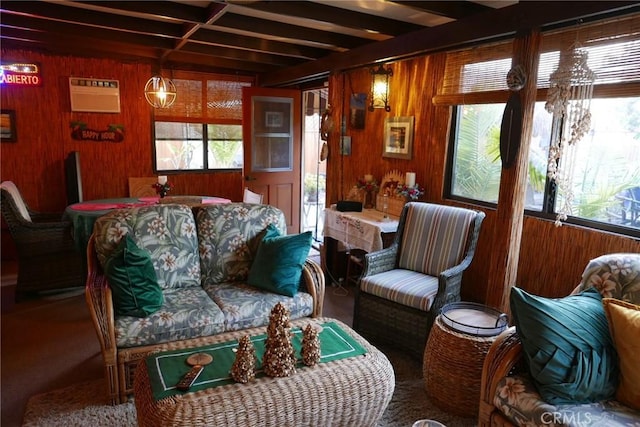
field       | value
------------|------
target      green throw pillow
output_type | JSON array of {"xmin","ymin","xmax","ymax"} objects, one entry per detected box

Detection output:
[
  {"xmin": 510, "ymin": 287, "xmax": 618, "ymax": 404},
  {"xmin": 104, "ymin": 234, "xmax": 164, "ymax": 317},
  {"xmin": 247, "ymin": 224, "xmax": 312, "ymax": 297}
]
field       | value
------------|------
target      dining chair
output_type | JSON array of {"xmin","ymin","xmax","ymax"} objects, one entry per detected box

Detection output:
[
  {"xmin": 243, "ymin": 187, "xmax": 264, "ymax": 204},
  {"xmin": 353, "ymin": 202, "xmax": 485, "ymax": 359},
  {"xmin": 0, "ymin": 181, "xmax": 84, "ymax": 300},
  {"xmin": 128, "ymin": 177, "xmax": 158, "ymax": 198}
]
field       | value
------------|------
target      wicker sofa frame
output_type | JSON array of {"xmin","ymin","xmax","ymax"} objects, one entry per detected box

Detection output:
[
  {"xmin": 0, "ymin": 181, "xmax": 83, "ymax": 300},
  {"xmin": 85, "ymin": 207, "xmax": 326, "ymax": 405},
  {"xmin": 353, "ymin": 202, "xmax": 485, "ymax": 360},
  {"xmin": 479, "ymin": 253, "xmax": 640, "ymax": 426}
]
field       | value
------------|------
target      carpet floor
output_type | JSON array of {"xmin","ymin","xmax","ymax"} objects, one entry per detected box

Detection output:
[{"xmin": 22, "ymin": 346, "xmax": 476, "ymax": 427}]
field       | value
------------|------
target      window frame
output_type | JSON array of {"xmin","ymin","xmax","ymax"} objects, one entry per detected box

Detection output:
[
  {"xmin": 151, "ymin": 70, "xmax": 253, "ymax": 174},
  {"xmin": 442, "ymin": 15, "xmax": 640, "ymax": 239},
  {"xmin": 153, "ymin": 119, "xmax": 243, "ymax": 173}
]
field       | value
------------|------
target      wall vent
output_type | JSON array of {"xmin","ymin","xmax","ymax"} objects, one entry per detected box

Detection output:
[{"xmin": 69, "ymin": 77, "xmax": 121, "ymax": 113}]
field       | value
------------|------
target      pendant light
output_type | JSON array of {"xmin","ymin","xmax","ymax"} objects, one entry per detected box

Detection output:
[{"xmin": 144, "ymin": 75, "xmax": 177, "ymax": 108}]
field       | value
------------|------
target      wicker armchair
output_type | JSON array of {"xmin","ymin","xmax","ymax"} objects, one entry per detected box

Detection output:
[
  {"xmin": 0, "ymin": 181, "xmax": 83, "ymax": 300},
  {"xmin": 479, "ymin": 253, "xmax": 640, "ymax": 426},
  {"xmin": 353, "ymin": 202, "xmax": 485, "ymax": 359}
]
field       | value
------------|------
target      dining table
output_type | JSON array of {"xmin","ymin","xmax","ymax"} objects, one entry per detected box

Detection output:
[{"xmin": 64, "ymin": 196, "xmax": 231, "ymax": 272}]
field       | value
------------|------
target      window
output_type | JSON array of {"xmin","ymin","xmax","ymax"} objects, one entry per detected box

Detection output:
[
  {"xmin": 442, "ymin": 14, "xmax": 640, "ymax": 236},
  {"xmin": 152, "ymin": 72, "xmax": 252, "ymax": 172},
  {"xmin": 154, "ymin": 123, "xmax": 243, "ymax": 170}
]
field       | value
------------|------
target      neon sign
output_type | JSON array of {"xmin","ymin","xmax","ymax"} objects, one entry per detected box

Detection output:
[{"xmin": 0, "ymin": 63, "xmax": 41, "ymax": 86}]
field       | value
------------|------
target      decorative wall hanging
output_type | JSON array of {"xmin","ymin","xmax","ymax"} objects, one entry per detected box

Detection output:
[
  {"xmin": 499, "ymin": 65, "xmax": 527, "ymax": 169},
  {"xmin": 383, "ymin": 116, "xmax": 414, "ymax": 160},
  {"xmin": 320, "ymin": 105, "xmax": 333, "ymax": 141},
  {"xmin": 70, "ymin": 121, "xmax": 125, "ymax": 142},
  {"xmin": 1, "ymin": 110, "xmax": 17, "ymax": 142},
  {"xmin": 350, "ymin": 93, "xmax": 367, "ymax": 129},
  {"xmin": 545, "ymin": 42, "xmax": 596, "ymax": 225}
]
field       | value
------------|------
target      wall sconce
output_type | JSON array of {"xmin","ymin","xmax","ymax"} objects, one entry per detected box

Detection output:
[
  {"xmin": 369, "ymin": 64, "xmax": 392, "ymax": 112},
  {"xmin": 144, "ymin": 75, "xmax": 177, "ymax": 108}
]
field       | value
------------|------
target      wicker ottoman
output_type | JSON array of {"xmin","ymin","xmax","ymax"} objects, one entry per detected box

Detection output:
[
  {"xmin": 423, "ymin": 315, "xmax": 499, "ymax": 418},
  {"xmin": 134, "ymin": 317, "xmax": 395, "ymax": 427}
]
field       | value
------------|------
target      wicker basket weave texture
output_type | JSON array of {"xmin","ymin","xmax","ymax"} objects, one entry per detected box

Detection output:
[
  {"xmin": 423, "ymin": 315, "xmax": 497, "ymax": 418},
  {"xmin": 134, "ymin": 318, "xmax": 395, "ymax": 427}
]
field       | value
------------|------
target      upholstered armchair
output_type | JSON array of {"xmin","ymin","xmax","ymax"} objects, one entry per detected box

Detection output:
[
  {"xmin": 353, "ymin": 202, "xmax": 485, "ymax": 359},
  {"xmin": 479, "ymin": 253, "xmax": 640, "ymax": 426},
  {"xmin": 0, "ymin": 181, "xmax": 83, "ymax": 300}
]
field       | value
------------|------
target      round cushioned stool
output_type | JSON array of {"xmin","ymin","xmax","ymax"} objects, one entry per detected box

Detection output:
[{"xmin": 423, "ymin": 304, "xmax": 506, "ymax": 418}]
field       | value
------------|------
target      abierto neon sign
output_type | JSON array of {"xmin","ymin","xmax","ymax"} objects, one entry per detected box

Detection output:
[{"xmin": 0, "ymin": 63, "xmax": 41, "ymax": 86}]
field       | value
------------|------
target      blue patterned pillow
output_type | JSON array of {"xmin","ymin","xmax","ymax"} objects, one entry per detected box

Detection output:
[
  {"xmin": 510, "ymin": 287, "xmax": 619, "ymax": 404},
  {"xmin": 247, "ymin": 224, "xmax": 312, "ymax": 297}
]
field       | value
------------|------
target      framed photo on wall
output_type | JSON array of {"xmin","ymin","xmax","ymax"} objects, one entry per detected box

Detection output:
[
  {"xmin": 1, "ymin": 110, "xmax": 17, "ymax": 142},
  {"xmin": 383, "ymin": 116, "xmax": 414, "ymax": 159},
  {"xmin": 265, "ymin": 111, "xmax": 283, "ymax": 128}
]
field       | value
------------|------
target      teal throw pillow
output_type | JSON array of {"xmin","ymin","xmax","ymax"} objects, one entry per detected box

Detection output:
[
  {"xmin": 104, "ymin": 234, "xmax": 164, "ymax": 317},
  {"xmin": 248, "ymin": 224, "xmax": 313, "ymax": 297},
  {"xmin": 510, "ymin": 287, "xmax": 618, "ymax": 404}
]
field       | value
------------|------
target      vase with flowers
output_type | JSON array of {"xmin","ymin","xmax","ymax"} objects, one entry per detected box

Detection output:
[
  {"xmin": 396, "ymin": 183, "xmax": 424, "ymax": 201},
  {"xmin": 356, "ymin": 177, "xmax": 379, "ymax": 208},
  {"xmin": 152, "ymin": 176, "xmax": 173, "ymax": 198}
]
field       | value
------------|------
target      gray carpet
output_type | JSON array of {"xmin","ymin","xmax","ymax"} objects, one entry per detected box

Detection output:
[{"xmin": 22, "ymin": 349, "xmax": 476, "ymax": 427}]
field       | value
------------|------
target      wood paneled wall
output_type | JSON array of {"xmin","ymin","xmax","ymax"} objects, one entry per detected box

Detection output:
[
  {"xmin": 325, "ymin": 52, "xmax": 640, "ymax": 307},
  {"xmin": 0, "ymin": 49, "xmax": 243, "ymax": 212}
]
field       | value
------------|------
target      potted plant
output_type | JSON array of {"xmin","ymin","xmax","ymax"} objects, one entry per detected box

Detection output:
[{"xmin": 304, "ymin": 174, "xmax": 326, "ymax": 202}]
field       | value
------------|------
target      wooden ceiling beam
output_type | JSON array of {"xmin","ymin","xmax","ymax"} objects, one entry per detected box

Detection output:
[
  {"xmin": 2, "ymin": 1, "xmax": 185, "ymax": 38},
  {"xmin": 390, "ymin": 1, "xmax": 493, "ymax": 20},
  {"xmin": 212, "ymin": 12, "xmax": 369, "ymax": 49},
  {"xmin": 189, "ymin": 28, "xmax": 329, "ymax": 60},
  {"xmin": 261, "ymin": 1, "xmax": 640, "ymax": 87},
  {"xmin": 76, "ymin": 1, "xmax": 211, "ymax": 24},
  {"xmin": 227, "ymin": 0, "xmax": 424, "ymax": 36}
]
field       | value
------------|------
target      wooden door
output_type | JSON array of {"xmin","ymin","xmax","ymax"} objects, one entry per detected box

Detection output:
[{"xmin": 242, "ymin": 87, "xmax": 302, "ymax": 234}]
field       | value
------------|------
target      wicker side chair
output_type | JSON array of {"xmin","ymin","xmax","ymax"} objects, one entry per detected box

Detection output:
[
  {"xmin": 0, "ymin": 181, "xmax": 83, "ymax": 300},
  {"xmin": 353, "ymin": 202, "xmax": 485, "ymax": 359}
]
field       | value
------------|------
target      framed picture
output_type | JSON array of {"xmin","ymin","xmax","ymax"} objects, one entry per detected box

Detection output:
[
  {"xmin": 1, "ymin": 110, "xmax": 17, "ymax": 142},
  {"xmin": 383, "ymin": 116, "xmax": 414, "ymax": 159},
  {"xmin": 265, "ymin": 111, "xmax": 283, "ymax": 128}
]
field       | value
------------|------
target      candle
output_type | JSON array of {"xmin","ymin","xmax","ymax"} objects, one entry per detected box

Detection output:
[
  {"xmin": 364, "ymin": 174, "xmax": 373, "ymax": 182},
  {"xmin": 158, "ymin": 175, "xmax": 167, "ymax": 185},
  {"xmin": 405, "ymin": 172, "xmax": 416, "ymax": 188}
]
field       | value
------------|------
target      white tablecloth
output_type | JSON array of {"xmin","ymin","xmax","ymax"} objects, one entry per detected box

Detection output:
[{"xmin": 323, "ymin": 206, "xmax": 399, "ymax": 253}]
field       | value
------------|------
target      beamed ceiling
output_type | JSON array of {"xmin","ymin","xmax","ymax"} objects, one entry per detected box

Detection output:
[{"xmin": 1, "ymin": 1, "xmax": 639, "ymax": 87}]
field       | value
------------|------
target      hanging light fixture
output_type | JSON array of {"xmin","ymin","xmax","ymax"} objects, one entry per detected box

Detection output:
[
  {"xmin": 369, "ymin": 64, "xmax": 392, "ymax": 112},
  {"xmin": 545, "ymin": 41, "xmax": 596, "ymax": 226},
  {"xmin": 144, "ymin": 75, "xmax": 177, "ymax": 108}
]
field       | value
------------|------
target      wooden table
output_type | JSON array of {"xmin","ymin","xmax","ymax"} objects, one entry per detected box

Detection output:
[
  {"xmin": 64, "ymin": 196, "xmax": 231, "ymax": 273},
  {"xmin": 134, "ymin": 317, "xmax": 395, "ymax": 427},
  {"xmin": 323, "ymin": 207, "xmax": 398, "ymax": 283}
]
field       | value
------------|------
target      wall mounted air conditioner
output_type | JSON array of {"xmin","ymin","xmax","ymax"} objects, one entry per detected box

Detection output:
[{"xmin": 69, "ymin": 77, "xmax": 121, "ymax": 113}]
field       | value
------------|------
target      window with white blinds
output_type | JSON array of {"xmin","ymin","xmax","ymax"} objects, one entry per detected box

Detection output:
[
  {"xmin": 443, "ymin": 12, "xmax": 640, "ymax": 237},
  {"xmin": 152, "ymin": 71, "xmax": 254, "ymax": 172},
  {"xmin": 435, "ymin": 13, "xmax": 640, "ymax": 105}
]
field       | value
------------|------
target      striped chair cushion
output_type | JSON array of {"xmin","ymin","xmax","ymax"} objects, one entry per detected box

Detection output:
[
  {"xmin": 398, "ymin": 204, "xmax": 476, "ymax": 277},
  {"xmin": 360, "ymin": 269, "xmax": 439, "ymax": 311}
]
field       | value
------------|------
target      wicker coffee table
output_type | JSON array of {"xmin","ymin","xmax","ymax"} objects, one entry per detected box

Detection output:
[{"xmin": 134, "ymin": 317, "xmax": 395, "ymax": 427}]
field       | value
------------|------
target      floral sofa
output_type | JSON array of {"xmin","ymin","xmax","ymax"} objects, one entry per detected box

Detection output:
[
  {"xmin": 479, "ymin": 253, "xmax": 640, "ymax": 426},
  {"xmin": 85, "ymin": 202, "xmax": 325, "ymax": 404}
]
